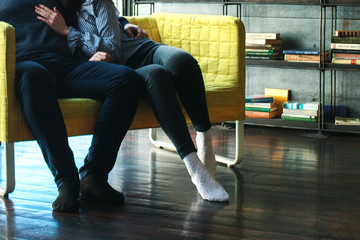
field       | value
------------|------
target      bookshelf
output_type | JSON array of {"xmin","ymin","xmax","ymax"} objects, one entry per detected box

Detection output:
[
  {"xmin": 133, "ymin": 0, "xmax": 360, "ymax": 133},
  {"xmin": 226, "ymin": 0, "xmax": 360, "ymax": 133}
]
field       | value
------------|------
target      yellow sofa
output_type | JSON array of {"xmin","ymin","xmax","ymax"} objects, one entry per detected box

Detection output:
[{"xmin": 0, "ymin": 12, "xmax": 245, "ymax": 197}]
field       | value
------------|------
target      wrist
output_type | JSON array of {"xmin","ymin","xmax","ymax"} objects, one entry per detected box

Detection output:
[
  {"xmin": 123, "ymin": 23, "xmax": 130, "ymax": 30},
  {"xmin": 63, "ymin": 27, "xmax": 69, "ymax": 36}
]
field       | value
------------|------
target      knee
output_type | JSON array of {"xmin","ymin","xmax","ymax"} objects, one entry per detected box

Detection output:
[
  {"xmin": 137, "ymin": 65, "xmax": 172, "ymax": 91},
  {"xmin": 109, "ymin": 67, "xmax": 144, "ymax": 97},
  {"xmin": 167, "ymin": 51, "xmax": 200, "ymax": 75},
  {"xmin": 124, "ymin": 68, "xmax": 144, "ymax": 90},
  {"xmin": 144, "ymin": 65, "xmax": 170, "ymax": 84}
]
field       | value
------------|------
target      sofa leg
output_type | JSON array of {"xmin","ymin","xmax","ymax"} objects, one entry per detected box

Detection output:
[
  {"xmin": 148, "ymin": 120, "xmax": 244, "ymax": 168},
  {"xmin": 0, "ymin": 143, "xmax": 15, "ymax": 198},
  {"xmin": 149, "ymin": 128, "xmax": 176, "ymax": 151},
  {"xmin": 215, "ymin": 120, "xmax": 244, "ymax": 167}
]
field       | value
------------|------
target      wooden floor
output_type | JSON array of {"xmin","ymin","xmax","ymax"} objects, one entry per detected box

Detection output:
[{"xmin": 1, "ymin": 125, "xmax": 360, "ymax": 240}]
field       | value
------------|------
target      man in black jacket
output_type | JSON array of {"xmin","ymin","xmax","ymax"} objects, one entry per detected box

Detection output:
[{"xmin": 0, "ymin": 0, "xmax": 144, "ymax": 213}]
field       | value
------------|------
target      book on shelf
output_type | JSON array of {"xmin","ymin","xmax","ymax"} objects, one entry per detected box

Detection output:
[
  {"xmin": 246, "ymin": 33, "xmax": 282, "ymax": 49},
  {"xmin": 246, "ymin": 49, "xmax": 279, "ymax": 53},
  {"xmin": 284, "ymin": 53, "xmax": 329, "ymax": 63},
  {"xmin": 331, "ymin": 58, "xmax": 360, "ymax": 65},
  {"xmin": 246, "ymin": 55, "xmax": 280, "ymax": 60},
  {"xmin": 281, "ymin": 99, "xmax": 318, "ymax": 123},
  {"xmin": 331, "ymin": 36, "xmax": 360, "ymax": 44},
  {"xmin": 283, "ymin": 101, "xmax": 319, "ymax": 110},
  {"xmin": 264, "ymin": 88, "xmax": 290, "ymax": 115},
  {"xmin": 282, "ymin": 108, "xmax": 318, "ymax": 117},
  {"xmin": 335, "ymin": 116, "xmax": 360, "ymax": 125},
  {"xmin": 331, "ymin": 30, "xmax": 360, "ymax": 61},
  {"xmin": 245, "ymin": 33, "xmax": 280, "ymax": 40},
  {"xmin": 331, "ymin": 49, "xmax": 360, "ymax": 54},
  {"xmin": 335, "ymin": 30, "xmax": 360, "ymax": 37},
  {"xmin": 246, "ymin": 45, "xmax": 282, "ymax": 51},
  {"xmin": 246, "ymin": 51, "xmax": 280, "ymax": 57},
  {"xmin": 283, "ymin": 49, "xmax": 322, "ymax": 55},
  {"xmin": 331, "ymin": 43, "xmax": 360, "ymax": 50},
  {"xmin": 246, "ymin": 38, "xmax": 283, "ymax": 45},
  {"xmin": 246, "ymin": 110, "xmax": 278, "ymax": 119},
  {"xmin": 245, "ymin": 101, "xmax": 279, "ymax": 108},
  {"xmin": 281, "ymin": 114, "xmax": 317, "ymax": 122},
  {"xmin": 245, "ymin": 96, "xmax": 274, "ymax": 103},
  {"xmin": 245, "ymin": 106, "xmax": 278, "ymax": 112},
  {"xmin": 332, "ymin": 52, "xmax": 360, "ymax": 59}
]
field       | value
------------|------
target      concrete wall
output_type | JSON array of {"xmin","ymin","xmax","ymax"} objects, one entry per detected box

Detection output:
[{"xmin": 137, "ymin": 2, "xmax": 360, "ymax": 118}]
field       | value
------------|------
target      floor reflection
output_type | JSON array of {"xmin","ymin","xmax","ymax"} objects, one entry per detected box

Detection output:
[{"xmin": 0, "ymin": 197, "xmax": 14, "ymax": 239}]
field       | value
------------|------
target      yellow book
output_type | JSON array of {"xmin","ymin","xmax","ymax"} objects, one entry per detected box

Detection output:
[{"xmin": 265, "ymin": 88, "xmax": 290, "ymax": 116}]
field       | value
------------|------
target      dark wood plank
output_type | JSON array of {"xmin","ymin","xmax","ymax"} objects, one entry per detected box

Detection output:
[{"xmin": 1, "ymin": 125, "xmax": 360, "ymax": 239}]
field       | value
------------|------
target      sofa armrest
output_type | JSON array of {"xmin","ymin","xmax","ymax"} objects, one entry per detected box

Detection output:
[{"xmin": 0, "ymin": 22, "xmax": 17, "ymax": 142}]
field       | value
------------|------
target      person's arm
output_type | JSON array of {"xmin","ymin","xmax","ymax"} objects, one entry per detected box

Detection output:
[
  {"xmin": 35, "ymin": 2, "xmax": 117, "ymax": 62},
  {"xmin": 67, "ymin": 0, "xmax": 122, "ymax": 61},
  {"xmin": 118, "ymin": 17, "xmax": 129, "ymax": 28},
  {"xmin": 118, "ymin": 16, "xmax": 149, "ymax": 39},
  {"xmin": 35, "ymin": 5, "xmax": 69, "ymax": 36}
]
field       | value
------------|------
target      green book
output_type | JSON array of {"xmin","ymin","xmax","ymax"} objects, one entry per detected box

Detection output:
[
  {"xmin": 281, "ymin": 114, "xmax": 317, "ymax": 122},
  {"xmin": 245, "ymin": 51, "xmax": 280, "ymax": 56},
  {"xmin": 245, "ymin": 49, "xmax": 277, "ymax": 53},
  {"xmin": 245, "ymin": 107, "xmax": 278, "ymax": 112}
]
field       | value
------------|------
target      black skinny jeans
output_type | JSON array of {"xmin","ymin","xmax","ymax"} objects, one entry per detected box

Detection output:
[
  {"xmin": 16, "ymin": 55, "xmax": 143, "ymax": 189},
  {"xmin": 127, "ymin": 45, "xmax": 212, "ymax": 159}
]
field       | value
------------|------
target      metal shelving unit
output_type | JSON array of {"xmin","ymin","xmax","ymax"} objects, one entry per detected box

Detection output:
[{"xmin": 224, "ymin": 0, "xmax": 360, "ymax": 133}]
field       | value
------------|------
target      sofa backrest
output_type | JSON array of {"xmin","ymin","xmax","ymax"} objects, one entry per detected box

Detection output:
[
  {"xmin": 153, "ymin": 13, "xmax": 245, "ymax": 92},
  {"xmin": 126, "ymin": 16, "xmax": 162, "ymax": 43},
  {"xmin": 128, "ymin": 13, "xmax": 245, "ymax": 92}
]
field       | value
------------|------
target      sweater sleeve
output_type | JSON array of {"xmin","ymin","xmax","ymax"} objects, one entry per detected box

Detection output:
[
  {"xmin": 118, "ymin": 16, "xmax": 129, "ymax": 28},
  {"xmin": 67, "ymin": 0, "xmax": 122, "ymax": 62}
]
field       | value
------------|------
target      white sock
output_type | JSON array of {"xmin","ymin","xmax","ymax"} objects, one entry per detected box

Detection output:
[
  {"xmin": 183, "ymin": 152, "xmax": 229, "ymax": 202},
  {"xmin": 196, "ymin": 129, "xmax": 217, "ymax": 176}
]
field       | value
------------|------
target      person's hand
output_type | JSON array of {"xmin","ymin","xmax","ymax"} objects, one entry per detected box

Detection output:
[
  {"xmin": 89, "ymin": 52, "xmax": 115, "ymax": 63},
  {"xmin": 35, "ymin": 4, "xmax": 69, "ymax": 36},
  {"xmin": 124, "ymin": 23, "xmax": 149, "ymax": 38}
]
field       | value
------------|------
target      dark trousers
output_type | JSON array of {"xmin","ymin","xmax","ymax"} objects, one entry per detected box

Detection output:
[
  {"xmin": 128, "ymin": 45, "xmax": 212, "ymax": 159},
  {"xmin": 15, "ymin": 55, "xmax": 143, "ymax": 189}
]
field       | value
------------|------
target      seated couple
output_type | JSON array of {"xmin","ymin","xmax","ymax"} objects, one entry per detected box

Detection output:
[{"xmin": 0, "ymin": 0, "xmax": 229, "ymax": 213}]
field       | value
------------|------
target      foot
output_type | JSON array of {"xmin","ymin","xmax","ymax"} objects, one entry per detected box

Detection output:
[
  {"xmin": 183, "ymin": 152, "xmax": 229, "ymax": 202},
  {"xmin": 80, "ymin": 174, "xmax": 124, "ymax": 205},
  {"xmin": 196, "ymin": 130, "xmax": 217, "ymax": 176},
  {"xmin": 52, "ymin": 185, "xmax": 80, "ymax": 213}
]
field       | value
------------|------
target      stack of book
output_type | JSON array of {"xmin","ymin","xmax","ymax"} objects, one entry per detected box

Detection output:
[
  {"xmin": 245, "ymin": 33, "xmax": 282, "ymax": 60},
  {"xmin": 281, "ymin": 101, "xmax": 319, "ymax": 122},
  {"xmin": 283, "ymin": 49, "xmax": 329, "ymax": 63},
  {"xmin": 245, "ymin": 96, "xmax": 278, "ymax": 119},
  {"xmin": 264, "ymin": 88, "xmax": 290, "ymax": 117},
  {"xmin": 331, "ymin": 30, "xmax": 360, "ymax": 65}
]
